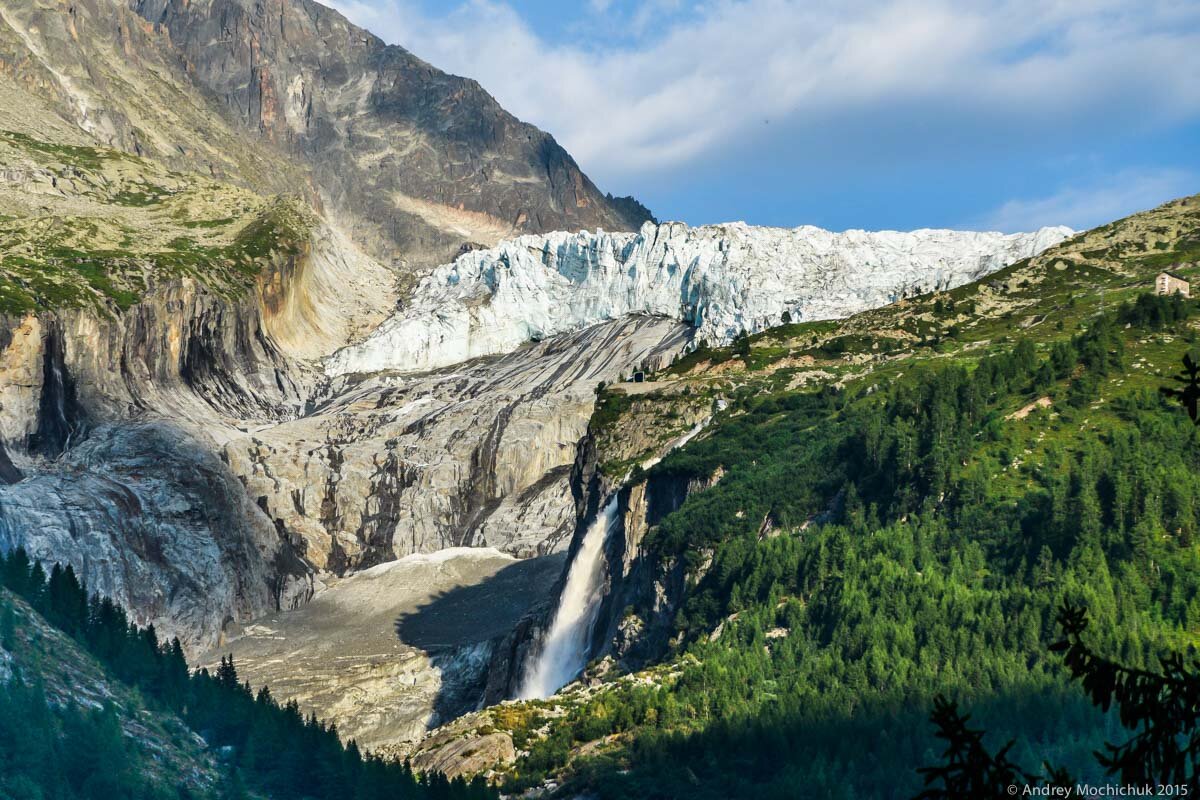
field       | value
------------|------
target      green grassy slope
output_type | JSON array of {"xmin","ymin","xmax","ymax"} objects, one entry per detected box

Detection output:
[
  {"xmin": 0, "ymin": 130, "xmax": 313, "ymax": 316},
  {"xmin": 475, "ymin": 194, "xmax": 1200, "ymax": 798}
]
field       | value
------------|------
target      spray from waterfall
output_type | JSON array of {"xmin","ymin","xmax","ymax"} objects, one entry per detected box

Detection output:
[{"xmin": 517, "ymin": 496, "xmax": 620, "ymax": 699}]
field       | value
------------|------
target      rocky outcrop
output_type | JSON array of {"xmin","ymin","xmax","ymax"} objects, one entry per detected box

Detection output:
[
  {"xmin": 0, "ymin": 275, "xmax": 315, "ymax": 650},
  {"xmin": 409, "ymin": 730, "xmax": 516, "ymax": 781},
  {"xmin": 0, "ymin": 421, "xmax": 310, "ymax": 652},
  {"xmin": 225, "ymin": 315, "xmax": 692, "ymax": 573},
  {"xmin": 0, "ymin": 441, "xmax": 18, "ymax": 484},
  {"xmin": 126, "ymin": 0, "xmax": 651, "ymax": 268},
  {"xmin": 257, "ymin": 224, "xmax": 398, "ymax": 364},
  {"xmin": 0, "ymin": 0, "xmax": 309, "ymax": 198},
  {"xmin": 0, "ymin": 109, "xmax": 416, "ymax": 651},
  {"xmin": 589, "ymin": 467, "xmax": 718, "ymax": 671},
  {"xmin": 329, "ymin": 221, "xmax": 1073, "ymax": 376}
]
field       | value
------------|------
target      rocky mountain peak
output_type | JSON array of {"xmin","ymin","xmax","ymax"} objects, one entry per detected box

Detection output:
[{"xmin": 125, "ymin": 0, "xmax": 653, "ymax": 268}]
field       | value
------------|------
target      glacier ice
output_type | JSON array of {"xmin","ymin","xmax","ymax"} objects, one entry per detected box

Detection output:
[{"xmin": 327, "ymin": 220, "xmax": 1073, "ymax": 376}]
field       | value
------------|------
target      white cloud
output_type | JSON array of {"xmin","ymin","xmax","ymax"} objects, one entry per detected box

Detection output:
[
  {"xmin": 974, "ymin": 169, "xmax": 1198, "ymax": 232},
  {"xmin": 322, "ymin": 0, "xmax": 1200, "ymax": 214}
]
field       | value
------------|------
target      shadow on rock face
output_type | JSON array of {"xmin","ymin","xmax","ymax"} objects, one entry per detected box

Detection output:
[
  {"xmin": 395, "ymin": 552, "xmax": 565, "ymax": 727},
  {"xmin": 28, "ymin": 325, "xmax": 86, "ymax": 458},
  {"xmin": 0, "ymin": 442, "xmax": 20, "ymax": 484}
]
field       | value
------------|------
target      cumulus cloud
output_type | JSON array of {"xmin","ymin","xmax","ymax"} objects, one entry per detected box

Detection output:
[
  {"xmin": 974, "ymin": 169, "xmax": 1198, "ymax": 232},
  {"xmin": 322, "ymin": 0, "xmax": 1200, "ymax": 188}
]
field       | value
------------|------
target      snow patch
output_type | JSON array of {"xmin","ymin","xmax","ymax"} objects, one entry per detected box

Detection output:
[{"xmin": 358, "ymin": 547, "xmax": 516, "ymax": 577}]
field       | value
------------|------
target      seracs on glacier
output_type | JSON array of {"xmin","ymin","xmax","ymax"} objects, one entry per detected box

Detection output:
[{"xmin": 327, "ymin": 221, "xmax": 1073, "ymax": 376}]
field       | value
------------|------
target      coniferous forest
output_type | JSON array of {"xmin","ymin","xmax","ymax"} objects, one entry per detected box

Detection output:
[
  {"xmin": 492, "ymin": 291, "xmax": 1200, "ymax": 798},
  {"xmin": 0, "ymin": 552, "xmax": 496, "ymax": 800}
]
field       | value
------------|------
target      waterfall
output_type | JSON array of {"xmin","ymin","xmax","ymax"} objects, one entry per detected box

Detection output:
[
  {"xmin": 49, "ymin": 359, "xmax": 72, "ymax": 451},
  {"xmin": 517, "ymin": 414, "xmax": 716, "ymax": 700},
  {"xmin": 517, "ymin": 496, "xmax": 620, "ymax": 699}
]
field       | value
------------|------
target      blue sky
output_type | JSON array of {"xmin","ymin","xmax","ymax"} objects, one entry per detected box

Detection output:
[{"xmin": 327, "ymin": 0, "xmax": 1200, "ymax": 233}]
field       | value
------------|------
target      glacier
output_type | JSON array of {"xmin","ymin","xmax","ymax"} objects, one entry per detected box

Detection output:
[{"xmin": 327, "ymin": 220, "xmax": 1073, "ymax": 376}]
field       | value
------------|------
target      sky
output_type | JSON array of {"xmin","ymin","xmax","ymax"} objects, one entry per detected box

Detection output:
[{"xmin": 325, "ymin": 0, "xmax": 1200, "ymax": 233}]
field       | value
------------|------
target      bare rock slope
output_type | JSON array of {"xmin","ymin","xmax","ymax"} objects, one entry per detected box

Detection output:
[
  {"xmin": 0, "ymin": 0, "xmax": 309, "ymax": 199},
  {"xmin": 127, "ymin": 0, "xmax": 652, "ymax": 267},
  {"xmin": 0, "ymin": 128, "xmax": 681, "ymax": 652},
  {"xmin": 228, "ymin": 315, "xmax": 691, "ymax": 576}
]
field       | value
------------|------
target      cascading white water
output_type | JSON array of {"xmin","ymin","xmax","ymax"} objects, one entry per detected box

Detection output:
[
  {"xmin": 640, "ymin": 418, "xmax": 709, "ymax": 471},
  {"xmin": 517, "ymin": 415, "xmax": 717, "ymax": 700},
  {"xmin": 517, "ymin": 496, "xmax": 620, "ymax": 699}
]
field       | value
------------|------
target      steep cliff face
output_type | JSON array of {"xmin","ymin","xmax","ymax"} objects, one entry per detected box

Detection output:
[
  {"xmin": 329, "ymin": 221, "xmax": 1073, "ymax": 376},
  {"xmin": 483, "ymin": 405, "xmax": 716, "ymax": 700},
  {"xmin": 588, "ymin": 465, "xmax": 721, "ymax": 671},
  {"xmin": 0, "ymin": 131, "xmax": 375, "ymax": 650},
  {"xmin": 126, "ymin": 0, "xmax": 652, "ymax": 268},
  {"xmin": 0, "ymin": 278, "xmax": 317, "ymax": 651},
  {"xmin": 225, "ymin": 315, "xmax": 691, "ymax": 573},
  {"xmin": 0, "ymin": 216, "xmax": 414, "ymax": 650},
  {"xmin": 0, "ymin": 0, "xmax": 309, "ymax": 197}
]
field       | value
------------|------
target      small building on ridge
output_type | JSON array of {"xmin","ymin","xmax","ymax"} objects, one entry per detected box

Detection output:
[{"xmin": 1155, "ymin": 271, "xmax": 1190, "ymax": 298}]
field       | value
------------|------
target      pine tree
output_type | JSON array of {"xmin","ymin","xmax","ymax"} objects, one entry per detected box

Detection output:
[{"xmin": 0, "ymin": 597, "xmax": 16, "ymax": 650}]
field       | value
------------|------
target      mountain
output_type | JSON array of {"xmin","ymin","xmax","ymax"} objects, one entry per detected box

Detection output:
[
  {"xmin": 4, "ymin": 0, "xmax": 1181, "ymax": 792},
  {"xmin": 0, "ymin": 0, "xmax": 648, "ymax": 652},
  {"xmin": 0, "ymin": 0, "xmax": 309, "ymax": 200},
  {"xmin": 427, "ymin": 194, "xmax": 1200, "ymax": 795},
  {"xmin": 126, "ymin": 0, "xmax": 653, "ymax": 268},
  {"xmin": 0, "ymin": 104, "xmax": 1057, "ymax": 652},
  {"xmin": 0, "ymin": 0, "xmax": 649, "ymax": 273}
]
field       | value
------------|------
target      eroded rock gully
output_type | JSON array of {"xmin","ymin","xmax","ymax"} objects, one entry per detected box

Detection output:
[{"xmin": 0, "ymin": 273, "xmax": 313, "ymax": 651}]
